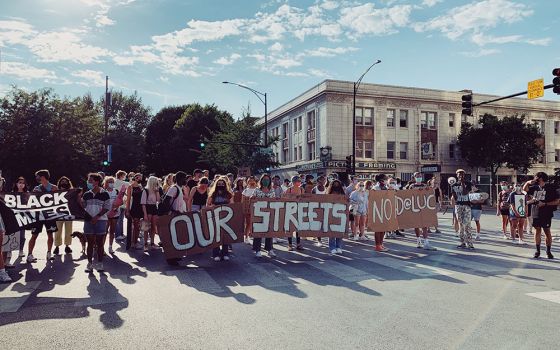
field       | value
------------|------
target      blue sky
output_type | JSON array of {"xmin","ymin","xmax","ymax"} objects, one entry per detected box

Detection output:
[{"xmin": 0, "ymin": 0, "xmax": 558, "ymax": 118}]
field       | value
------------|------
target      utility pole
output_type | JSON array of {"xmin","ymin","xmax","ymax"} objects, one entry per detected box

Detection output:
[{"xmin": 104, "ymin": 76, "xmax": 111, "ymax": 169}]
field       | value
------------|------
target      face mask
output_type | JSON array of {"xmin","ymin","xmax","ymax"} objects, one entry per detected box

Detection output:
[
  {"xmin": 217, "ymin": 184, "xmax": 225, "ymax": 189},
  {"xmin": 515, "ymin": 186, "xmax": 521, "ymax": 191},
  {"xmin": 501, "ymin": 186, "xmax": 508, "ymax": 191},
  {"xmin": 17, "ymin": 183, "xmax": 25, "ymax": 190},
  {"xmin": 87, "ymin": 183, "xmax": 94, "ymax": 190},
  {"xmin": 415, "ymin": 177, "xmax": 423, "ymax": 183},
  {"xmin": 261, "ymin": 179, "xmax": 271, "ymax": 187},
  {"xmin": 108, "ymin": 183, "xmax": 115, "ymax": 189}
]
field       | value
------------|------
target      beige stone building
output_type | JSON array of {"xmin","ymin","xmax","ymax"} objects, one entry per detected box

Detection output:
[{"xmin": 261, "ymin": 80, "xmax": 560, "ymax": 197}]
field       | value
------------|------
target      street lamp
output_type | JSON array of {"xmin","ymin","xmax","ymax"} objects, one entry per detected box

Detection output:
[
  {"xmin": 352, "ymin": 60, "xmax": 381, "ymax": 175},
  {"xmin": 223, "ymin": 81, "xmax": 268, "ymax": 147}
]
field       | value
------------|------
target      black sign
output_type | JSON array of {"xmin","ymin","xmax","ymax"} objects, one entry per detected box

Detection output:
[
  {"xmin": 296, "ymin": 162, "xmax": 324, "ymax": 172},
  {"xmin": 296, "ymin": 161, "xmax": 397, "ymax": 172},
  {"xmin": 421, "ymin": 164, "xmax": 441, "ymax": 173}
]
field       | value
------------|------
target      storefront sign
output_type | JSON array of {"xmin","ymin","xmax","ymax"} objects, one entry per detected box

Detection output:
[{"xmin": 420, "ymin": 164, "xmax": 441, "ymax": 173}]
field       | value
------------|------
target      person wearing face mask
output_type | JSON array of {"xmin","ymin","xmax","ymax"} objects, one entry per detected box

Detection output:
[
  {"xmin": 346, "ymin": 176, "xmax": 358, "ymax": 237},
  {"xmin": 272, "ymin": 175, "xmax": 283, "ymax": 199},
  {"xmin": 428, "ymin": 178, "xmax": 442, "ymax": 234},
  {"xmin": 406, "ymin": 172, "xmax": 437, "ymax": 251},
  {"xmin": 523, "ymin": 172, "xmax": 559, "ymax": 259},
  {"xmin": 349, "ymin": 181, "xmax": 369, "ymax": 241},
  {"xmin": 507, "ymin": 183, "xmax": 527, "ymax": 245},
  {"xmin": 11, "ymin": 177, "xmax": 29, "ymax": 259},
  {"xmin": 252, "ymin": 174, "xmax": 277, "ymax": 258},
  {"xmin": 451, "ymin": 169, "xmax": 474, "ymax": 249},
  {"xmin": 27, "ymin": 169, "xmax": 59, "ymax": 263},
  {"xmin": 497, "ymin": 181, "xmax": 512, "ymax": 239},
  {"xmin": 82, "ymin": 173, "xmax": 111, "ymax": 273},
  {"xmin": 52, "ymin": 176, "xmax": 74, "ymax": 256},
  {"xmin": 125, "ymin": 173, "xmax": 144, "ymax": 250},
  {"xmin": 284, "ymin": 176, "xmax": 305, "ymax": 251},
  {"xmin": 386, "ymin": 178, "xmax": 405, "ymax": 238},
  {"xmin": 104, "ymin": 176, "xmax": 123, "ymax": 254},
  {"xmin": 312, "ymin": 175, "xmax": 328, "ymax": 248},
  {"xmin": 114, "ymin": 170, "xmax": 129, "ymax": 242},
  {"xmin": 469, "ymin": 182, "xmax": 484, "ymax": 240},
  {"xmin": 372, "ymin": 174, "xmax": 390, "ymax": 251},
  {"xmin": 206, "ymin": 176, "xmax": 234, "ymax": 261},
  {"xmin": 141, "ymin": 176, "xmax": 162, "ymax": 252},
  {"xmin": 241, "ymin": 176, "xmax": 258, "ymax": 244},
  {"xmin": 327, "ymin": 179, "xmax": 345, "ymax": 254}
]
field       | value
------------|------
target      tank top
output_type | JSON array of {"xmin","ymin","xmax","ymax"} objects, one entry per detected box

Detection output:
[
  {"xmin": 131, "ymin": 186, "xmax": 143, "ymax": 210},
  {"xmin": 213, "ymin": 194, "xmax": 229, "ymax": 205},
  {"xmin": 193, "ymin": 189, "xmax": 208, "ymax": 206}
]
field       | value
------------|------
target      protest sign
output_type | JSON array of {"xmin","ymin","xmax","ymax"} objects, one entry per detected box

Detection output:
[
  {"xmin": 158, "ymin": 203, "xmax": 244, "ymax": 259},
  {"xmin": 394, "ymin": 189, "xmax": 437, "ymax": 229},
  {"xmin": 0, "ymin": 190, "xmax": 88, "ymax": 234},
  {"xmin": 251, "ymin": 194, "xmax": 349, "ymax": 238},
  {"xmin": 367, "ymin": 190, "xmax": 399, "ymax": 232}
]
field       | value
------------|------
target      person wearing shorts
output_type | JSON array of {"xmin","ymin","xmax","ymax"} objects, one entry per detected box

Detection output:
[
  {"xmin": 27, "ymin": 169, "xmax": 59, "ymax": 263},
  {"xmin": 470, "ymin": 182, "xmax": 483, "ymax": 240},
  {"xmin": 82, "ymin": 173, "xmax": 111, "ymax": 273}
]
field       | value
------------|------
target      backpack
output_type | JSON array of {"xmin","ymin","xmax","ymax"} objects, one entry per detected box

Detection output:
[{"xmin": 157, "ymin": 185, "xmax": 180, "ymax": 216}]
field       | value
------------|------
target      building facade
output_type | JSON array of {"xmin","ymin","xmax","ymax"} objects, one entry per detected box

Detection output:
[{"xmin": 262, "ymin": 80, "xmax": 560, "ymax": 197}]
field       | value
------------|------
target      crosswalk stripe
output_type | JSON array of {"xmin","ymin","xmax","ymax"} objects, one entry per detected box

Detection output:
[
  {"xmin": 246, "ymin": 263, "xmax": 300, "ymax": 288},
  {"xmin": 165, "ymin": 269, "xmax": 224, "ymax": 294},
  {"xmin": 0, "ymin": 281, "xmax": 41, "ymax": 313},
  {"xmin": 526, "ymin": 291, "xmax": 560, "ymax": 305},
  {"xmin": 365, "ymin": 257, "xmax": 454, "ymax": 277},
  {"xmin": 306, "ymin": 260, "xmax": 384, "ymax": 282},
  {"xmin": 425, "ymin": 255, "xmax": 508, "ymax": 273}
]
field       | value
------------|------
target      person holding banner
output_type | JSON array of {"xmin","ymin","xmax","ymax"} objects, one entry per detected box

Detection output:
[
  {"xmin": 508, "ymin": 183, "xmax": 527, "ymax": 245},
  {"xmin": 233, "ymin": 178, "xmax": 244, "ymax": 204},
  {"xmin": 0, "ymin": 213, "xmax": 12, "ymax": 282},
  {"xmin": 252, "ymin": 174, "xmax": 277, "ymax": 258},
  {"xmin": 372, "ymin": 174, "xmax": 389, "ymax": 252},
  {"xmin": 284, "ymin": 176, "xmax": 305, "ymax": 251},
  {"xmin": 53, "ymin": 176, "xmax": 74, "ymax": 256},
  {"xmin": 27, "ymin": 169, "xmax": 58, "ymax": 263},
  {"xmin": 241, "ymin": 177, "xmax": 257, "ymax": 244},
  {"xmin": 188, "ymin": 177, "xmax": 209, "ymax": 212},
  {"xmin": 349, "ymin": 181, "xmax": 369, "ymax": 241},
  {"xmin": 326, "ymin": 179, "xmax": 345, "ymax": 254},
  {"xmin": 206, "ymin": 176, "xmax": 234, "ymax": 261},
  {"xmin": 82, "ymin": 173, "xmax": 111, "ymax": 273},
  {"xmin": 312, "ymin": 175, "xmax": 327, "ymax": 248},
  {"xmin": 11, "ymin": 177, "xmax": 28, "ymax": 259},
  {"xmin": 497, "ymin": 182, "xmax": 512, "ymax": 239},
  {"xmin": 161, "ymin": 171, "xmax": 188, "ymax": 214},
  {"xmin": 406, "ymin": 172, "xmax": 437, "ymax": 251},
  {"xmin": 451, "ymin": 169, "xmax": 474, "ymax": 250}
]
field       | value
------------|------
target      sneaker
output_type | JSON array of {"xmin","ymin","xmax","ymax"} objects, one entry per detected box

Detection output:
[
  {"xmin": 85, "ymin": 262, "xmax": 94, "ymax": 273},
  {"xmin": 315, "ymin": 242, "xmax": 323, "ymax": 247},
  {"xmin": 467, "ymin": 245, "xmax": 475, "ymax": 250},
  {"xmin": 26, "ymin": 254, "xmax": 36, "ymax": 263},
  {"xmin": 423, "ymin": 244, "xmax": 437, "ymax": 251},
  {"xmin": 255, "ymin": 251, "xmax": 262, "ymax": 258},
  {"xmin": 512, "ymin": 240, "xmax": 518, "ymax": 245},
  {"xmin": 435, "ymin": 229, "xmax": 441, "ymax": 234},
  {"xmin": 53, "ymin": 246, "xmax": 60, "ymax": 255},
  {"xmin": 534, "ymin": 251, "xmax": 540, "ymax": 259},
  {"xmin": 330, "ymin": 249, "xmax": 338, "ymax": 255},
  {"xmin": 360, "ymin": 235, "xmax": 368, "ymax": 241},
  {"xmin": 296, "ymin": 244, "xmax": 305, "ymax": 251},
  {"xmin": 457, "ymin": 244, "xmax": 467, "ymax": 249},
  {"xmin": 223, "ymin": 255, "xmax": 230, "ymax": 261},
  {"xmin": 46, "ymin": 252, "xmax": 53, "ymax": 261},
  {"xmin": 0, "ymin": 270, "xmax": 12, "ymax": 283},
  {"xmin": 213, "ymin": 256, "xmax": 221, "ymax": 262},
  {"xmin": 144, "ymin": 245, "xmax": 149, "ymax": 252},
  {"xmin": 267, "ymin": 250, "xmax": 277, "ymax": 258},
  {"xmin": 353, "ymin": 235, "xmax": 360, "ymax": 241},
  {"xmin": 18, "ymin": 250, "xmax": 25, "ymax": 258},
  {"xmin": 375, "ymin": 246, "xmax": 389, "ymax": 252},
  {"xmin": 96, "ymin": 263, "xmax": 104, "ymax": 272},
  {"xmin": 518, "ymin": 240, "xmax": 526, "ymax": 245},
  {"xmin": 503, "ymin": 234, "xmax": 509, "ymax": 240},
  {"xmin": 475, "ymin": 235, "xmax": 481, "ymax": 241},
  {"xmin": 547, "ymin": 251, "xmax": 554, "ymax": 259},
  {"xmin": 288, "ymin": 245, "xmax": 294, "ymax": 251},
  {"xmin": 416, "ymin": 241, "xmax": 423, "ymax": 249},
  {"xmin": 336, "ymin": 248, "xmax": 343, "ymax": 254},
  {"xmin": 108, "ymin": 246, "xmax": 114, "ymax": 254},
  {"xmin": 65, "ymin": 246, "xmax": 72, "ymax": 254}
]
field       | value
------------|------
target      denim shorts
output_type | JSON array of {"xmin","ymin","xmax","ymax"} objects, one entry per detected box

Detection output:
[
  {"xmin": 83, "ymin": 220, "xmax": 107, "ymax": 235},
  {"xmin": 471, "ymin": 209, "xmax": 482, "ymax": 221}
]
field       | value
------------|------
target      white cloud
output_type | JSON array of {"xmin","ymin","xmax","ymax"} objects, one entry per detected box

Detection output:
[
  {"xmin": 460, "ymin": 48, "xmax": 501, "ymax": 57},
  {"xmin": 214, "ymin": 53, "xmax": 242, "ymax": 65},
  {"xmin": 2, "ymin": 61, "xmax": 57, "ymax": 80},
  {"xmin": 80, "ymin": 0, "xmax": 137, "ymax": 27},
  {"xmin": 0, "ymin": 20, "xmax": 35, "ymax": 47},
  {"xmin": 320, "ymin": 1, "xmax": 339, "ymax": 11},
  {"xmin": 308, "ymin": 68, "xmax": 331, "ymax": 78},
  {"xmin": 27, "ymin": 31, "xmax": 113, "ymax": 64},
  {"xmin": 339, "ymin": 3, "xmax": 412, "ymax": 37},
  {"xmin": 471, "ymin": 32, "xmax": 551, "ymax": 47},
  {"xmin": 305, "ymin": 46, "xmax": 359, "ymax": 57},
  {"xmin": 421, "ymin": 0, "xmax": 443, "ymax": 7},
  {"xmin": 413, "ymin": 0, "xmax": 533, "ymax": 40},
  {"xmin": 71, "ymin": 69, "xmax": 106, "ymax": 86},
  {"xmin": 269, "ymin": 42, "xmax": 284, "ymax": 52}
]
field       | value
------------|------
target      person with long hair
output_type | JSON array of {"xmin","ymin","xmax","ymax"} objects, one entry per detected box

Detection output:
[
  {"xmin": 141, "ymin": 176, "xmax": 162, "ymax": 251},
  {"xmin": 405, "ymin": 172, "xmax": 437, "ymax": 251},
  {"xmin": 241, "ymin": 176, "xmax": 258, "ymax": 244},
  {"xmin": 233, "ymin": 178, "xmax": 245, "ymax": 204},
  {"xmin": 284, "ymin": 176, "xmax": 305, "ymax": 251},
  {"xmin": 125, "ymin": 173, "xmax": 144, "ymax": 250},
  {"xmin": 53, "ymin": 176, "xmax": 74, "ymax": 256},
  {"xmin": 349, "ymin": 181, "xmax": 368, "ymax": 241},
  {"xmin": 252, "ymin": 174, "xmax": 276, "ymax": 258},
  {"xmin": 372, "ymin": 174, "xmax": 390, "ymax": 252},
  {"xmin": 188, "ymin": 177, "xmax": 209, "ymax": 212},
  {"xmin": 206, "ymin": 176, "xmax": 234, "ymax": 261},
  {"xmin": 327, "ymin": 179, "xmax": 345, "ymax": 254},
  {"xmin": 162, "ymin": 173, "xmax": 175, "ymax": 193},
  {"xmin": 12, "ymin": 177, "xmax": 28, "ymax": 258},
  {"xmin": 497, "ymin": 181, "xmax": 512, "ymax": 239},
  {"xmin": 103, "ymin": 176, "xmax": 122, "ymax": 254},
  {"xmin": 508, "ymin": 183, "xmax": 527, "ymax": 245}
]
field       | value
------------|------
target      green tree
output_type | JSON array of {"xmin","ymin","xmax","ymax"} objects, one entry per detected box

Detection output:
[
  {"xmin": 0, "ymin": 87, "xmax": 103, "ymax": 185},
  {"xmin": 200, "ymin": 110, "xmax": 279, "ymax": 174},
  {"xmin": 457, "ymin": 114, "xmax": 543, "ymax": 189},
  {"xmin": 102, "ymin": 91, "xmax": 152, "ymax": 173}
]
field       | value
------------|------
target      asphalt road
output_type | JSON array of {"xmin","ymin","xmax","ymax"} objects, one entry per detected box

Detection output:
[{"xmin": 2, "ymin": 212, "xmax": 560, "ymax": 350}]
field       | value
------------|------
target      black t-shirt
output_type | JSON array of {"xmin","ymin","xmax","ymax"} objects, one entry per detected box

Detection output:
[
  {"xmin": 527, "ymin": 183, "xmax": 559, "ymax": 219},
  {"xmin": 451, "ymin": 181, "xmax": 472, "ymax": 206},
  {"xmin": 187, "ymin": 179, "xmax": 198, "ymax": 189}
]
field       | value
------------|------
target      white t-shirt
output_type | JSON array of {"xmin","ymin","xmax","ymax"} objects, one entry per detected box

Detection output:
[
  {"xmin": 166, "ymin": 186, "xmax": 186, "ymax": 213},
  {"xmin": 242, "ymin": 187, "xmax": 257, "ymax": 198}
]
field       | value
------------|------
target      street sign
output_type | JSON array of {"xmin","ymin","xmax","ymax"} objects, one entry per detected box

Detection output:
[
  {"xmin": 238, "ymin": 167, "xmax": 251, "ymax": 177},
  {"xmin": 527, "ymin": 78, "xmax": 544, "ymax": 100}
]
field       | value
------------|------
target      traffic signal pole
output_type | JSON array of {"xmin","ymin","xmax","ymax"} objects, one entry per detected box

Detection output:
[{"xmin": 473, "ymin": 84, "xmax": 555, "ymax": 108}]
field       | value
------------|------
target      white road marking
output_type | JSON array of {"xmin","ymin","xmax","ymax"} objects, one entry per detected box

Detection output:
[
  {"xmin": 306, "ymin": 260, "xmax": 384, "ymax": 282},
  {"xmin": 526, "ymin": 291, "xmax": 560, "ymax": 305},
  {"xmin": 0, "ymin": 281, "xmax": 41, "ymax": 313},
  {"xmin": 365, "ymin": 257, "xmax": 454, "ymax": 277},
  {"xmin": 165, "ymin": 269, "xmax": 224, "ymax": 294}
]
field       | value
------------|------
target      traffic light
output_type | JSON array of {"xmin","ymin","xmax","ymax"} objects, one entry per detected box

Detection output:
[
  {"xmin": 553, "ymin": 68, "xmax": 560, "ymax": 95},
  {"xmin": 461, "ymin": 93, "xmax": 473, "ymax": 116},
  {"xmin": 102, "ymin": 160, "xmax": 109, "ymax": 166},
  {"xmin": 199, "ymin": 142, "xmax": 206, "ymax": 150},
  {"xmin": 345, "ymin": 155, "xmax": 353, "ymax": 174}
]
